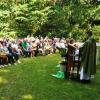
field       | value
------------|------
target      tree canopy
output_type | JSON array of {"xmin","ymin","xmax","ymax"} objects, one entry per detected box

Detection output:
[{"xmin": 0, "ymin": 0, "xmax": 100, "ymax": 41}]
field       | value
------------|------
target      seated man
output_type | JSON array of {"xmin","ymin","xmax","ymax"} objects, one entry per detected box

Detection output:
[
  {"xmin": 32, "ymin": 40, "xmax": 38, "ymax": 56},
  {"xmin": 22, "ymin": 39, "xmax": 29, "ymax": 57},
  {"xmin": 79, "ymin": 31, "xmax": 96, "ymax": 83},
  {"xmin": 7, "ymin": 44, "xmax": 20, "ymax": 64}
]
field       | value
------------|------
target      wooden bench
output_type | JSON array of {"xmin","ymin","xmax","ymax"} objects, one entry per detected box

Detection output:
[{"xmin": 0, "ymin": 54, "xmax": 8, "ymax": 65}]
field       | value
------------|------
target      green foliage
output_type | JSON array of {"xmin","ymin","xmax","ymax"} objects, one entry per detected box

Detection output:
[
  {"xmin": 0, "ymin": 0, "xmax": 100, "ymax": 40},
  {"xmin": 69, "ymin": 25, "xmax": 86, "ymax": 41},
  {"xmin": 92, "ymin": 25, "xmax": 100, "ymax": 41},
  {"xmin": 0, "ymin": 31, "xmax": 17, "ymax": 39}
]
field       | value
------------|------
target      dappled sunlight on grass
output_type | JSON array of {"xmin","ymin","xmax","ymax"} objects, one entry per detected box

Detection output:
[
  {"xmin": 0, "ymin": 76, "xmax": 8, "ymax": 84},
  {"xmin": 1, "ymin": 96, "xmax": 9, "ymax": 100},
  {"xmin": 0, "ymin": 69, "xmax": 10, "ymax": 73},
  {"xmin": 0, "ymin": 54, "xmax": 99, "ymax": 100},
  {"xmin": 22, "ymin": 94, "xmax": 34, "ymax": 100}
]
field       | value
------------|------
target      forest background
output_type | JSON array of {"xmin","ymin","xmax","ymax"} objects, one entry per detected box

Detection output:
[{"xmin": 0, "ymin": 0, "xmax": 100, "ymax": 41}]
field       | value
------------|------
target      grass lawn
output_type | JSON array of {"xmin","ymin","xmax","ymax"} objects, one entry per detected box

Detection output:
[{"xmin": 0, "ymin": 54, "xmax": 100, "ymax": 100}]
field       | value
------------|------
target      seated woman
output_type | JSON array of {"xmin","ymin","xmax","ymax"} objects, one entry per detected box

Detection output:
[
  {"xmin": 37, "ymin": 41, "xmax": 45, "ymax": 55},
  {"xmin": 44, "ymin": 42, "xmax": 52, "ymax": 55},
  {"xmin": 27, "ymin": 41, "xmax": 33, "ymax": 57}
]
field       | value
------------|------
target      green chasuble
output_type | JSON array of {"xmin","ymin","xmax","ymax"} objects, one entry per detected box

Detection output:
[{"xmin": 80, "ymin": 36, "xmax": 96, "ymax": 76}]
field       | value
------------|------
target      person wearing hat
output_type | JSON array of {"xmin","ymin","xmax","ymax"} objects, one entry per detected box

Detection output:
[{"xmin": 79, "ymin": 31, "xmax": 97, "ymax": 83}]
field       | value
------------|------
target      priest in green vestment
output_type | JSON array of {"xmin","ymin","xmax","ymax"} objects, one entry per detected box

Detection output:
[{"xmin": 80, "ymin": 31, "xmax": 97, "ymax": 82}]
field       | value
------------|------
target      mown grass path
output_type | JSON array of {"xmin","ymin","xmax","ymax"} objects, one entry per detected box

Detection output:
[{"xmin": 0, "ymin": 54, "xmax": 100, "ymax": 100}]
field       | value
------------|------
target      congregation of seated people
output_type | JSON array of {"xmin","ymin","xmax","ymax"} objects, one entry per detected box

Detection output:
[
  {"xmin": 0, "ymin": 41, "xmax": 20, "ymax": 68},
  {"xmin": 0, "ymin": 36, "xmax": 78, "ymax": 68}
]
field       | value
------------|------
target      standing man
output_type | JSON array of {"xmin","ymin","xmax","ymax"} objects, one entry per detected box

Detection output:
[{"xmin": 80, "ymin": 31, "xmax": 97, "ymax": 83}]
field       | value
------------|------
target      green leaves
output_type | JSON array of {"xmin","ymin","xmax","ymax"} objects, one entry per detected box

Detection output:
[{"xmin": 0, "ymin": 0, "xmax": 100, "ymax": 40}]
